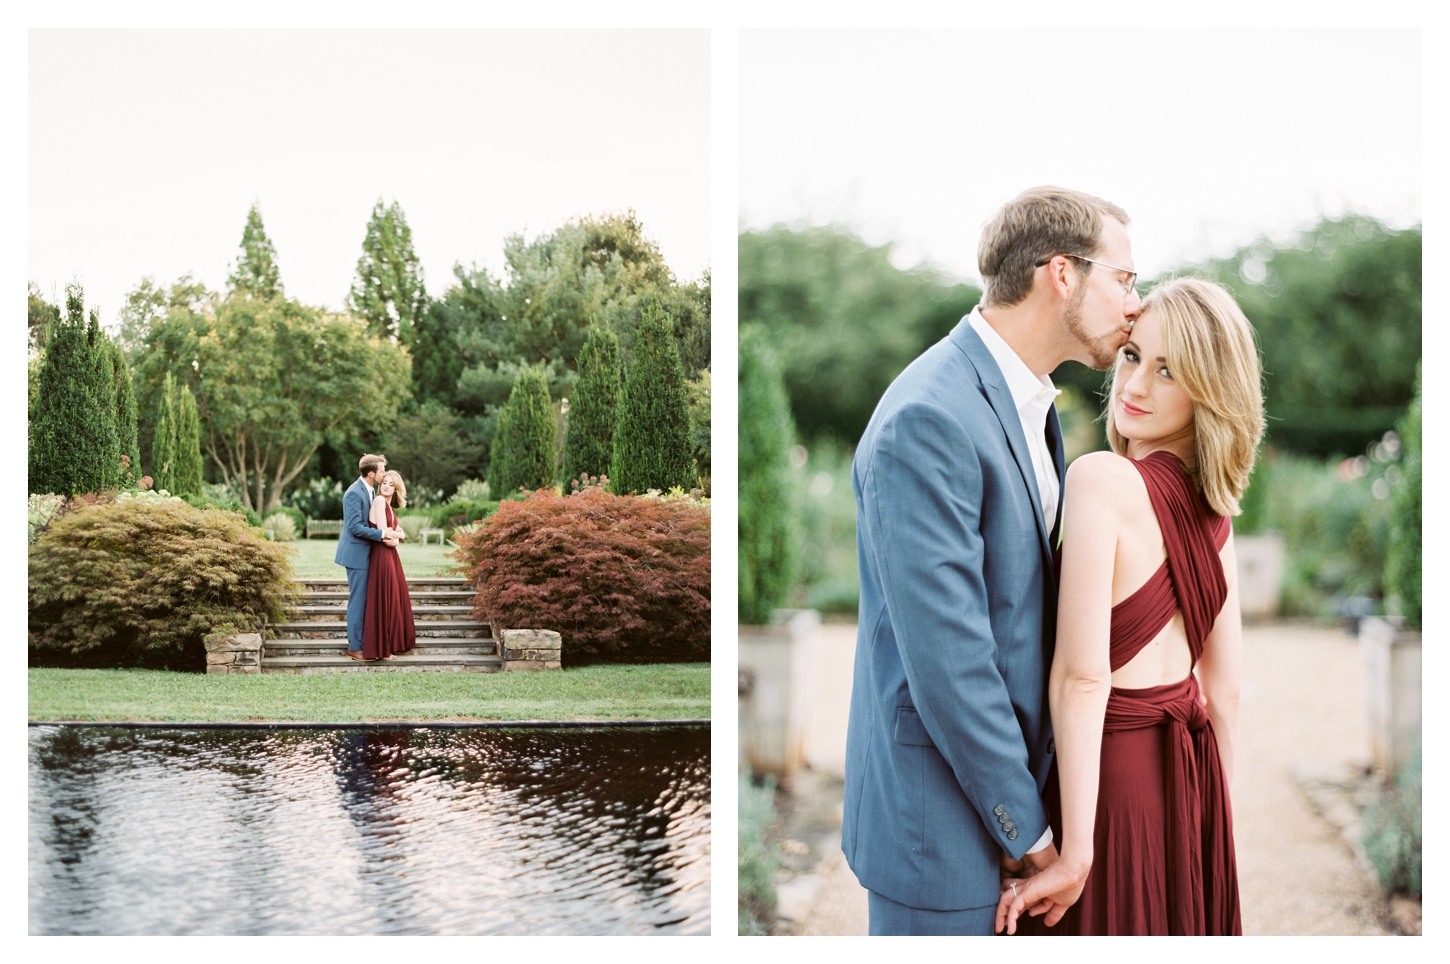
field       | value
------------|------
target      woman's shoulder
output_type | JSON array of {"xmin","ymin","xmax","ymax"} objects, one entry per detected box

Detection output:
[{"xmin": 1065, "ymin": 449, "xmax": 1140, "ymax": 489}]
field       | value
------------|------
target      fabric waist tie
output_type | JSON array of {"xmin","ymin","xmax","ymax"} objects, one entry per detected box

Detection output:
[{"xmin": 1102, "ymin": 673, "xmax": 1237, "ymax": 935}]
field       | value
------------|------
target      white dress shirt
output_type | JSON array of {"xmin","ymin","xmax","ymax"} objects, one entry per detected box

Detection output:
[{"xmin": 968, "ymin": 306, "xmax": 1061, "ymax": 855}]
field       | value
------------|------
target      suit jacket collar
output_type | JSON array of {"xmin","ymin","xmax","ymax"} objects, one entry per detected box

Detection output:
[{"xmin": 948, "ymin": 317, "xmax": 1055, "ymax": 564}]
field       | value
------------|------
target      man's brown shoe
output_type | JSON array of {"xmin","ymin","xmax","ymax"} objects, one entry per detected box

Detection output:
[{"xmin": 345, "ymin": 650, "xmax": 369, "ymax": 661}]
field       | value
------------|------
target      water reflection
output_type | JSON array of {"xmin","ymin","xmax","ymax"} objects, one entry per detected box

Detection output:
[{"xmin": 29, "ymin": 725, "xmax": 710, "ymax": 935}]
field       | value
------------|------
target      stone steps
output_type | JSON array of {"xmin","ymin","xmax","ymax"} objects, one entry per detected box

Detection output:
[
  {"xmin": 261, "ymin": 653, "xmax": 504, "ymax": 674},
  {"xmin": 261, "ymin": 577, "xmax": 495, "ymax": 673}
]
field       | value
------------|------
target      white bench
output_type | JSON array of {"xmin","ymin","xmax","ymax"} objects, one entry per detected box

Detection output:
[
  {"xmin": 419, "ymin": 528, "xmax": 446, "ymax": 545},
  {"xmin": 306, "ymin": 519, "xmax": 343, "ymax": 539}
]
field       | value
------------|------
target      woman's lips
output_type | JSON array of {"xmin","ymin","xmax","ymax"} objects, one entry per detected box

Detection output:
[{"xmin": 1120, "ymin": 399, "xmax": 1149, "ymax": 417}]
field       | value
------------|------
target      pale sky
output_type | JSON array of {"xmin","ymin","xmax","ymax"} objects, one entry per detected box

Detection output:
[
  {"xmin": 740, "ymin": 29, "xmax": 1421, "ymax": 281},
  {"xmin": 29, "ymin": 29, "xmax": 711, "ymax": 327}
]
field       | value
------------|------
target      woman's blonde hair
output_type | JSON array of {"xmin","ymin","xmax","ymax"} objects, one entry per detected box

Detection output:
[
  {"xmin": 1106, "ymin": 277, "xmax": 1265, "ymax": 516},
  {"xmin": 382, "ymin": 470, "xmax": 407, "ymax": 510}
]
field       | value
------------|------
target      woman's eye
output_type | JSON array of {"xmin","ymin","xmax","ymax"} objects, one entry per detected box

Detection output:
[
  {"xmin": 1123, "ymin": 350, "xmax": 1139, "ymax": 363},
  {"xmin": 1159, "ymin": 366, "xmax": 1173, "ymax": 379}
]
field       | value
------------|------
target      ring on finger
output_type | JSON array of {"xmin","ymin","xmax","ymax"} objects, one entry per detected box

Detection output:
[{"xmin": 1010, "ymin": 882, "xmax": 1018, "ymax": 897}]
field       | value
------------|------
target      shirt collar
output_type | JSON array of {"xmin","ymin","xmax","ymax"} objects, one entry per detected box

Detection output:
[{"xmin": 968, "ymin": 306, "xmax": 1059, "ymax": 412}]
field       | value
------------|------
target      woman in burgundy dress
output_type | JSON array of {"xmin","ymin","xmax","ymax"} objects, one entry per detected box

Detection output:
[
  {"xmin": 362, "ymin": 470, "xmax": 416, "ymax": 661},
  {"xmin": 998, "ymin": 278, "xmax": 1264, "ymax": 935}
]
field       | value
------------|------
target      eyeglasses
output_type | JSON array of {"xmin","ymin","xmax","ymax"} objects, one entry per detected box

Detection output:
[{"xmin": 1034, "ymin": 254, "xmax": 1138, "ymax": 295}]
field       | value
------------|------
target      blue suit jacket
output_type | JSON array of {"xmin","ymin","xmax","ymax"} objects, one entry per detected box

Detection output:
[
  {"xmin": 333, "ymin": 477, "xmax": 382, "ymax": 569},
  {"xmin": 842, "ymin": 317, "xmax": 1066, "ymax": 911}
]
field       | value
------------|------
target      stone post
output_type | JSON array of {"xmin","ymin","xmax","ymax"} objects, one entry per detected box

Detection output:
[
  {"xmin": 1360, "ymin": 615, "xmax": 1422, "ymax": 777},
  {"xmin": 204, "ymin": 633, "xmax": 264, "ymax": 675},
  {"xmin": 499, "ymin": 629, "xmax": 563, "ymax": 671},
  {"xmin": 738, "ymin": 608, "xmax": 819, "ymax": 782}
]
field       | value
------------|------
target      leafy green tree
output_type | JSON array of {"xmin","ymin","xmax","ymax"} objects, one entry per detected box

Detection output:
[
  {"xmin": 738, "ymin": 324, "xmax": 799, "ymax": 623},
  {"xmin": 107, "ymin": 338, "xmax": 140, "ymax": 484},
  {"xmin": 347, "ymin": 198, "xmax": 427, "ymax": 345},
  {"xmin": 1184, "ymin": 216, "xmax": 1420, "ymax": 456},
  {"xmin": 563, "ymin": 322, "xmax": 622, "ymax": 485},
  {"xmin": 487, "ymin": 366, "xmax": 558, "ymax": 496},
  {"xmin": 226, "ymin": 202, "xmax": 283, "ymax": 300},
  {"xmin": 28, "ymin": 281, "xmax": 58, "ymax": 355},
  {"xmin": 151, "ymin": 372, "xmax": 179, "ymax": 493},
  {"xmin": 381, "ymin": 400, "xmax": 486, "ymax": 501},
  {"xmin": 611, "ymin": 299, "xmax": 694, "ymax": 494},
  {"xmin": 173, "ymin": 382, "xmax": 205, "ymax": 498},
  {"xmin": 687, "ymin": 368, "xmax": 711, "ymax": 487},
  {"xmin": 1386, "ymin": 362, "xmax": 1421, "ymax": 629},
  {"xmin": 133, "ymin": 294, "xmax": 412, "ymax": 513},
  {"xmin": 739, "ymin": 225, "xmax": 980, "ymax": 443},
  {"xmin": 29, "ymin": 285, "xmax": 119, "ymax": 495}
]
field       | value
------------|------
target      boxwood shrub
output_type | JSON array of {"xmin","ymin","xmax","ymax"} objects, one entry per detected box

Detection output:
[
  {"xmin": 451, "ymin": 487, "xmax": 709, "ymax": 665},
  {"xmin": 29, "ymin": 499, "xmax": 298, "ymax": 671}
]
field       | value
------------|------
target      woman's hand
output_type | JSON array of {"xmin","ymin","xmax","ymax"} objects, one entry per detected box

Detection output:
[{"xmin": 994, "ymin": 857, "xmax": 1090, "ymax": 934}]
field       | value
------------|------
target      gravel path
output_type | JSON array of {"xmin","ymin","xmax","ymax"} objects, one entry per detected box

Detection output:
[{"xmin": 775, "ymin": 621, "xmax": 1393, "ymax": 936}]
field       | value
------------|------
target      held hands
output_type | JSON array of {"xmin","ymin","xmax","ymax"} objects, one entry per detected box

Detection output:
[{"xmin": 995, "ymin": 846, "xmax": 1090, "ymax": 935}]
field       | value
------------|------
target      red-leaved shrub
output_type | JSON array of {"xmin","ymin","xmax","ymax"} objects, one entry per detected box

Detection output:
[{"xmin": 450, "ymin": 487, "xmax": 710, "ymax": 665}]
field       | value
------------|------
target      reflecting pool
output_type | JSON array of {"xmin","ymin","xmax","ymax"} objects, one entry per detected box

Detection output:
[{"xmin": 29, "ymin": 725, "xmax": 710, "ymax": 935}]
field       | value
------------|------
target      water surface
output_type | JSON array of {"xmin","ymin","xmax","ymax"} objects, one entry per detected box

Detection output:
[{"xmin": 29, "ymin": 725, "xmax": 710, "ymax": 935}]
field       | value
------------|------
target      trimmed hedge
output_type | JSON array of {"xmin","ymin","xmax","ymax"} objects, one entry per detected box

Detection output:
[
  {"xmin": 29, "ymin": 499, "xmax": 298, "ymax": 671},
  {"xmin": 451, "ymin": 487, "xmax": 709, "ymax": 665}
]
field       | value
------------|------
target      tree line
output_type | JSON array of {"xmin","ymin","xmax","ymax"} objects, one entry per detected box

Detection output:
[{"xmin": 28, "ymin": 201, "xmax": 710, "ymax": 510}]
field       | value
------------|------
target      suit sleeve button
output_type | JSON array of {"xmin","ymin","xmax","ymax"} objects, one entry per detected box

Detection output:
[
  {"xmin": 993, "ymin": 804, "xmax": 1006, "ymax": 816},
  {"xmin": 1007, "ymin": 830, "xmax": 1018, "ymax": 840}
]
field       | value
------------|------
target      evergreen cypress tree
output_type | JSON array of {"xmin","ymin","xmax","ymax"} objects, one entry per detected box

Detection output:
[
  {"xmin": 29, "ymin": 284, "xmax": 116, "ymax": 495},
  {"xmin": 738, "ymin": 324, "xmax": 799, "ymax": 624},
  {"xmin": 108, "ymin": 338, "xmax": 140, "ymax": 484},
  {"xmin": 563, "ymin": 321, "xmax": 622, "ymax": 486},
  {"xmin": 151, "ymin": 372, "xmax": 179, "ymax": 493},
  {"xmin": 173, "ymin": 383, "xmax": 205, "ymax": 498},
  {"xmin": 487, "ymin": 367, "xmax": 558, "ymax": 497},
  {"xmin": 226, "ymin": 203, "xmax": 283, "ymax": 300},
  {"xmin": 611, "ymin": 299, "xmax": 694, "ymax": 494},
  {"xmin": 88, "ymin": 310, "xmax": 122, "ymax": 488},
  {"xmin": 348, "ymin": 198, "xmax": 427, "ymax": 344}
]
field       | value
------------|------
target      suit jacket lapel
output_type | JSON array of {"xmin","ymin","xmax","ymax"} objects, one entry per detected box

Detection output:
[
  {"xmin": 1046, "ymin": 404, "xmax": 1065, "ymax": 546},
  {"xmin": 949, "ymin": 320, "xmax": 1054, "ymax": 563}
]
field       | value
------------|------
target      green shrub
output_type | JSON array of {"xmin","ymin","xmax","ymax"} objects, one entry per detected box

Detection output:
[
  {"xmin": 264, "ymin": 511, "xmax": 299, "ymax": 542},
  {"xmin": 487, "ymin": 366, "xmax": 558, "ymax": 497},
  {"xmin": 450, "ymin": 487, "xmax": 710, "ymax": 665},
  {"xmin": 1385, "ymin": 363, "xmax": 1421, "ymax": 629},
  {"xmin": 181, "ymin": 491, "xmax": 264, "ymax": 528},
  {"xmin": 738, "ymin": 324, "xmax": 800, "ymax": 624},
  {"xmin": 452, "ymin": 478, "xmax": 491, "ymax": 502},
  {"xmin": 284, "ymin": 477, "xmax": 345, "ymax": 521},
  {"xmin": 563, "ymin": 322, "xmax": 622, "ymax": 486},
  {"xmin": 687, "ymin": 368, "xmax": 711, "ymax": 492},
  {"xmin": 394, "ymin": 512, "xmax": 434, "ymax": 543},
  {"xmin": 27, "ymin": 493, "xmax": 67, "ymax": 544},
  {"xmin": 28, "ymin": 499, "xmax": 298, "ymax": 671},
  {"xmin": 1363, "ymin": 743, "xmax": 1421, "ymax": 899},
  {"xmin": 738, "ymin": 770, "xmax": 780, "ymax": 935},
  {"xmin": 431, "ymin": 498, "xmax": 500, "ymax": 535},
  {"xmin": 793, "ymin": 439, "xmax": 859, "ymax": 615},
  {"xmin": 268, "ymin": 504, "xmax": 307, "ymax": 536},
  {"xmin": 612, "ymin": 299, "xmax": 695, "ymax": 495}
]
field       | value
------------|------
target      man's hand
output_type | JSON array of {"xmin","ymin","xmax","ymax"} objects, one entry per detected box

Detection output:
[{"xmin": 383, "ymin": 535, "xmax": 399, "ymax": 547}]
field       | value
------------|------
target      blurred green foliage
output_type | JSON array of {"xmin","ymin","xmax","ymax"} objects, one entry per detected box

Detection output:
[
  {"xmin": 737, "ymin": 770, "xmax": 779, "ymax": 935},
  {"xmin": 1385, "ymin": 364, "xmax": 1421, "ymax": 630},
  {"xmin": 791, "ymin": 439, "xmax": 859, "ymax": 615},
  {"xmin": 738, "ymin": 325, "xmax": 800, "ymax": 624},
  {"xmin": 1362, "ymin": 742, "xmax": 1421, "ymax": 899}
]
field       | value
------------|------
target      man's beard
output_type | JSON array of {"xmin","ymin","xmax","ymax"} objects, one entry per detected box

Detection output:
[{"xmin": 1064, "ymin": 286, "xmax": 1122, "ymax": 370}]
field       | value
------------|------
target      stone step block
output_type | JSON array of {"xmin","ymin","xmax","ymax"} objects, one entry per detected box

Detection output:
[
  {"xmin": 260, "ymin": 653, "xmax": 503, "ymax": 674},
  {"xmin": 288, "ymin": 604, "xmax": 476, "ymax": 621},
  {"xmin": 272, "ymin": 620, "xmax": 491, "ymax": 639},
  {"xmin": 264, "ymin": 638, "xmax": 497, "ymax": 657}
]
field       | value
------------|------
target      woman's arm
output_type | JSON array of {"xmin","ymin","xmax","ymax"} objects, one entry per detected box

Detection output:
[
  {"xmin": 997, "ymin": 454, "xmax": 1122, "ymax": 932},
  {"xmin": 1195, "ymin": 531, "xmax": 1243, "ymax": 785}
]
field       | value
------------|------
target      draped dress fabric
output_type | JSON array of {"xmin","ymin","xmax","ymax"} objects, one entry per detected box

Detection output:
[
  {"xmin": 362, "ymin": 503, "xmax": 416, "ymax": 660},
  {"xmin": 1063, "ymin": 450, "xmax": 1242, "ymax": 936}
]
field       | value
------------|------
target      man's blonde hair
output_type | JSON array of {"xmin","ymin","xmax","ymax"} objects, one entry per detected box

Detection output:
[
  {"xmin": 1106, "ymin": 278, "xmax": 1265, "ymax": 516},
  {"xmin": 978, "ymin": 186, "xmax": 1131, "ymax": 307}
]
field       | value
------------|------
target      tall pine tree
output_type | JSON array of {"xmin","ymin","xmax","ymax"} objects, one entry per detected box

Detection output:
[
  {"xmin": 563, "ymin": 321, "xmax": 622, "ymax": 486},
  {"xmin": 151, "ymin": 372, "xmax": 179, "ymax": 493},
  {"xmin": 28, "ymin": 284, "xmax": 119, "ymax": 495},
  {"xmin": 173, "ymin": 383, "xmax": 205, "ymax": 498},
  {"xmin": 611, "ymin": 299, "xmax": 694, "ymax": 495},
  {"xmin": 227, "ymin": 203, "xmax": 283, "ymax": 300},
  {"xmin": 348, "ymin": 198, "xmax": 427, "ymax": 345},
  {"xmin": 487, "ymin": 367, "xmax": 558, "ymax": 497},
  {"xmin": 738, "ymin": 324, "xmax": 799, "ymax": 623},
  {"xmin": 108, "ymin": 339, "xmax": 140, "ymax": 484}
]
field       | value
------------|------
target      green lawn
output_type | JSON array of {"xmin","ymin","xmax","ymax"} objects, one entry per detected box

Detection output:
[
  {"xmin": 284, "ymin": 536, "xmax": 464, "ymax": 578},
  {"xmin": 29, "ymin": 664, "xmax": 711, "ymax": 723}
]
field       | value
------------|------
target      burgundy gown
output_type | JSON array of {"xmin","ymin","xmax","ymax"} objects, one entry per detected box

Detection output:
[
  {"xmin": 1057, "ymin": 450, "xmax": 1242, "ymax": 936},
  {"xmin": 362, "ymin": 503, "xmax": 416, "ymax": 660}
]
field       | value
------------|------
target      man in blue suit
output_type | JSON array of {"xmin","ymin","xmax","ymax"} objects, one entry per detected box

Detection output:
[
  {"xmin": 335, "ymin": 453, "xmax": 398, "ymax": 660},
  {"xmin": 844, "ymin": 187, "xmax": 1143, "ymax": 934}
]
